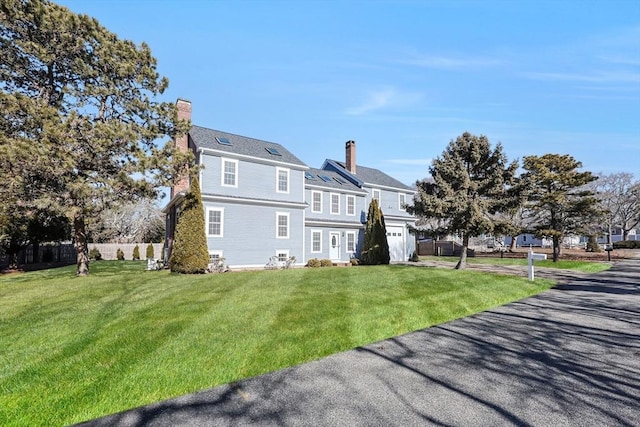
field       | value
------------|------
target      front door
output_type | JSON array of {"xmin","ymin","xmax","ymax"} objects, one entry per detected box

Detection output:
[{"xmin": 329, "ymin": 232, "xmax": 340, "ymax": 260}]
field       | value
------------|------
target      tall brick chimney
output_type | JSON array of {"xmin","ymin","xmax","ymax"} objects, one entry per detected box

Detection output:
[
  {"xmin": 171, "ymin": 98, "xmax": 192, "ymax": 198},
  {"xmin": 345, "ymin": 140, "xmax": 356, "ymax": 174}
]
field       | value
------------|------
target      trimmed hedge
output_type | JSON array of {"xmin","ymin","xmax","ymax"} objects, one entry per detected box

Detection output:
[
  {"xmin": 613, "ymin": 240, "xmax": 640, "ymax": 249},
  {"xmin": 132, "ymin": 245, "xmax": 140, "ymax": 260}
]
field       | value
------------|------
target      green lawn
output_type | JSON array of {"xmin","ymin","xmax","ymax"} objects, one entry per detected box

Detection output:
[
  {"xmin": 1, "ymin": 261, "xmax": 555, "ymax": 426},
  {"xmin": 419, "ymin": 256, "xmax": 611, "ymax": 273}
]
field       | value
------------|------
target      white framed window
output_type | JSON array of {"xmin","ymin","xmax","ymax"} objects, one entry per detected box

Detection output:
[
  {"xmin": 346, "ymin": 232, "xmax": 356, "ymax": 252},
  {"xmin": 221, "ymin": 158, "xmax": 238, "ymax": 187},
  {"xmin": 372, "ymin": 189, "xmax": 381, "ymax": 203},
  {"xmin": 276, "ymin": 212, "xmax": 289, "ymax": 239},
  {"xmin": 206, "ymin": 208, "xmax": 224, "ymax": 237},
  {"xmin": 399, "ymin": 193, "xmax": 406, "ymax": 210},
  {"xmin": 276, "ymin": 167, "xmax": 289, "ymax": 193},
  {"xmin": 330, "ymin": 193, "xmax": 340, "ymax": 215},
  {"xmin": 276, "ymin": 250, "xmax": 290, "ymax": 262},
  {"xmin": 208, "ymin": 251, "xmax": 223, "ymax": 262},
  {"xmin": 311, "ymin": 230, "xmax": 322, "ymax": 253},
  {"xmin": 346, "ymin": 195, "xmax": 356, "ymax": 216},
  {"xmin": 312, "ymin": 191, "xmax": 322, "ymax": 213}
]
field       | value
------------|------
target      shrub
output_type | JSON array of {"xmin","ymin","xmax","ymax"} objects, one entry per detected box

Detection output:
[
  {"xmin": 360, "ymin": 199, "xmax": 390, "ymax": 265},
  {"xmin": 409, "ymin": 251, "xmax": 420, "ymax": 262},
  {"xmin": 132, "ymin": 245, "xmax": 140, "ymax": 260},
  {"xmin": 320, "ymin": 259, "xmax": 333, "ymax": 267},
  {"xmin": 116, "ymin": 248, "xmax": 124, "ymax": 260},
  {"xmin": 350, "ymin": 258, "xmax": 359, "ymax": 266},
  {"xmin": 89, "ymin": 247, "xmax": 102, "ymax": 261},
  {"xmin": 585, "ymin": 235, "xmax": 601, "ymax": 252},
  {"xmin": 146, "ymin": 243, "xmax": 154, "ymax": 259},
  {"xmin": 613, "ymin": 240, "xmax": 640, "ymax": 249},
  {"xmin": 169, "ymin": 177, "xmax": 210, "ymax": 274},
  {"xmin": 306, "ymin": 258, "xmax": 321, "ymax": 268}
]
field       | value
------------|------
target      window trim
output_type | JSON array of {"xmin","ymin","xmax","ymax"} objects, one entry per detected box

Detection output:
[
  {"xmin": 311, "ymin": 229, "xmax": 322, "ymax": 253},
  {"xmin": 346, "ymin": 195, "xmax": 356, "ymax": 216},
  {"xmin": 208, "ymin": 250, "xmax": 223, "ymax": 262},
  {"xmin": 398, "ymin": 193, "xmax": 406, "ymax": 210},
  {"xmin": 276, "ymin": 212, "xmax": 290, "ymax": 239},
  {"xmin": 276, "ymin": 167, "xmax": 290, "ymax": 194},
  {"xmin": 206, "ymin": 207, "xmax": 224, "ymax": 237},
  {"xmin": 276, "ymin": 249, "xmax": 290, "ymax": 262},
  {"xmin": 221, "ymin": 158, "xmax": 238, "ymax": 188},
  {"xmin": 346, "ymin": 231, "xmax": 356, "ymax": 253},
  {"xmin": 311, "ymin": 191, "xmax": 323, "ymax": 213},
  {"xmin": 330, "ymin": 192, "xmax": 340, "ymax": 215}
]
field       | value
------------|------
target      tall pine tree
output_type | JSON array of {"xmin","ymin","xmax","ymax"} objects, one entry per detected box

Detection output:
[
  {"xmin": 521, "ymin": 154, "xmax": 599, "ymax": 262},
  {"xmin": 360, "ymin": 198, "xmax": 390, "ymax": 265},
  {"xmin": 408, "ymin": 132, "xmax": 518, "ymax": 269},
  {"xmin": 0, "ymin": 0, "xmax": 192, "ymax": 275},
  {"xmin": 169, "ymin": 177, "xmax": 210, "ymax": 274}
]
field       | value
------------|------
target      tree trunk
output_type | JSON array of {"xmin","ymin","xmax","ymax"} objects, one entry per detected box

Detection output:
[
  {"xmin": 74, "ymin": 213, "xmax": 90, "ymax": 276},
  {"xmin": 455, "ymin": 234, "xmax": 469, "ymax": 270},
  {"xmin": 552, "ymin": 235, "xmax": 560, "ymax": 262},
  {"xmin": 622, "ymin": 228, "xmax": 629, "ymax": 241},
  {"xmin": 32, "ymin": 240, "xmax": 40, "ymax": 264},
  {"xmin": 509, "ymin": 235, "xmax": 518, "ymax": 252}
]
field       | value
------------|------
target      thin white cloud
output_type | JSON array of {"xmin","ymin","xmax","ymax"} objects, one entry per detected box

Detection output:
[
  {"xmin": 400, "ymin": 54, "xmax": 504, "ymax": 70},
  {"xmin": 522, "ymin": 70, "xmax": 640, "ymax": 84},
  {"xmin": 345, "ymin": 88, "xmax": 423, "ymax": 116}
]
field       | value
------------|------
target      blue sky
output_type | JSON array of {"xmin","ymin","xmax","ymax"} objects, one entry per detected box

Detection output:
[{"xmin": 59, "ymin": 0, "xmax": 639, "ymax": 185}]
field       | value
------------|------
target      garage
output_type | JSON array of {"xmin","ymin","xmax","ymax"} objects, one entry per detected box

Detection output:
[{"xmin": 386, "ymin": 226, "xmax": 406, "ymax": 262}]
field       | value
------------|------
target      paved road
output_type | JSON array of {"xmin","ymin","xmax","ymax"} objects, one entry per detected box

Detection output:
[{"xmin": 78, "ymin": 259, "xmax": 640, "ymax": 426}]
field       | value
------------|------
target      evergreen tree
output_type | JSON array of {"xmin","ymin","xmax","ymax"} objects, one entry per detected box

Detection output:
[
  {"xmin": 360, "ymin": 198, "xmax": 390, "ymax": 265},
  {"xmin": 0, "ymin": 1, "xmax": 192, "ymax": 275},
  {"xmin": 407, "ymin": 132, "xmax": 518, "ymax": 269},
  {"xmin": 132, "ymin": 245, "xmax": 140, "ymax": 260},
  {"xmin": 521, "ymin": 154, "xmax": 599, "ymax": 262},
  {"xmin": 146, "ymin": 243, "xmax": 155, "ymax": 259},
  {"xmin": 169, "ymin": 177, "xmax": 209, "ymax": 274}
]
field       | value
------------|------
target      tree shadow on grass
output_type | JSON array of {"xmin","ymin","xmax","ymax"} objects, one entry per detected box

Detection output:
[{"xmin": 76, "ymin": 261, "xmax": 640, "ymax": 427}]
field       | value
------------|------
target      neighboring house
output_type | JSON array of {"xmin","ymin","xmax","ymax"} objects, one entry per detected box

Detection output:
[{"xmin": 163, "ymin": 99, "xmax": 416, "ymax": 269}]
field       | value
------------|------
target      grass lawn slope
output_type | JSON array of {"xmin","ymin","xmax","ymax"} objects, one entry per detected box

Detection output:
[{"xmin": 1, "ymin": 261, "xmax": 554, "ymax": 426}]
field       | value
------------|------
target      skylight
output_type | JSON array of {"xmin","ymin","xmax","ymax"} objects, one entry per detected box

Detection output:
[
  {"xmin": 265, "ymin": 146, "xmax": 282, "ymax": 156},
  {"xmin": 333, "ymin": 177, "xmax": 346, "ymax": 184},
  {"xmin": 305, "ymin": 172, "xmax": 316, "ymax": 180},
  {"xmin": 216, "ymin": 136, "xmax": 232, "ymax": 146},
  {"xmin": 319, "ymin": 175, "xmax": 332, "ymax": 182}
]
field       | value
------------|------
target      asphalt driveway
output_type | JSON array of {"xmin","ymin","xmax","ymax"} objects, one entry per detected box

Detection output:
[{"xmin": 78, "ymin": 258, "xmax": 640, "ymax": 426}]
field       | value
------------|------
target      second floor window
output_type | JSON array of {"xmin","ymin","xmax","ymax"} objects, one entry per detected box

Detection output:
[
  {"xmin": 372, "ymin": 189, "xmax": 381, "ymax": 203},
  {"xmin": 399, "ymin": 193, "xmax": 406, "ymax": 210},
  {"xmin": 312, "ymin": 191, "xmax": 322, "ymax": 213},
  {"xmin": 331, "ymin": 193, "xmax": 340, "ymax": 214},
  {"xmin": 277, "ymin": 168, "xmax": 289, "ymax": 193},
  {"xmin": 222, "ymin": 158, "xmax": 237, "ymax": 187},
  {"xmin": 346, "ymin": 195, "xmax": 355, "ymax": 216}
]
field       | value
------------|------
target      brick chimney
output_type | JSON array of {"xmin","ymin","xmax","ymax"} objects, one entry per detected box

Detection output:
[
  {"xmin": 345, "ymin": 140, "xmax": 356, "ymax": 174},
  {"xmin": 171, "ymin": 98, "xmax": 192, "ymax": 198}
]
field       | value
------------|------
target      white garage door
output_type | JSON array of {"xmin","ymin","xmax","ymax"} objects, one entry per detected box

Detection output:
[{"xmin": 386, "ymin": 226, "xmax": 405, "ymax": 262}]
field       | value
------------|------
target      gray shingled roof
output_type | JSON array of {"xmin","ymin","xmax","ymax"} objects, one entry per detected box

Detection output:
[
  {"xmin": 326, "ymin": 160, "xmax": 413, "ymax": 191},
  {"xmin": 189, "ymin": 126, "xmax": 308, "ymax": 167},
  {"xmin": 305, "ymin": 167, "xmax": 366, "ymax": 193}
]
